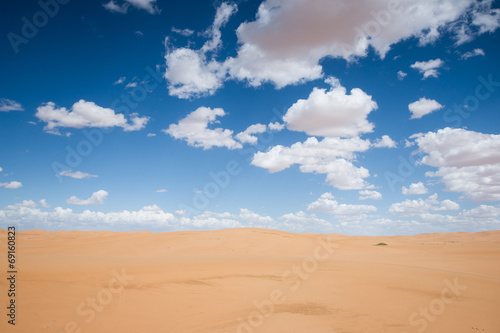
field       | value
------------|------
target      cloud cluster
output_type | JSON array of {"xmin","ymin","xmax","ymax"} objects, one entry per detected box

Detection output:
[
  {"xmin": 308, "ymin": 193, "xmax": 377, "ymax": 216},
  {"xmin": 413, "ymin": 128, "xmax": 500, "ymax": 202},
  {"xmin": 389, "ymin": 193, "xmax": 460, "ymax": 216},
  {"xmin": 251, "ymin": 136, "xmax": 376, "ymax": 190},
  {"xmin": 163, "ymin": 0, "xmax": 500, "ymax": 98},
  {"xmin": 35, "ymin": 100, "xmax": 149, "ymax": 135}
]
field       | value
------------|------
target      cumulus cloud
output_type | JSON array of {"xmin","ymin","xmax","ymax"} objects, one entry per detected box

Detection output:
[
  {"xmin": 235, "ymin": 123, "xmax": 267, "ymax": 144},
  {"xmin": 0, "ymin": 181, "xmax": 22, "ymax": 189},
  {"xmin": 251, "ymin": 136, "xmax": 374, "ymax": 190},
  {"xmin": 251, "ymin": 132, "xmax": 397, "ymax": 190},
  {"xmin": 372, "ymin": 135, "xmax": 397, "ymax": 148},
  {"xmin": 103, "ymin": 0, "xmax": 159, "ymax": 14},
  {"xmin": 268, "ymin": 122, "xmax": 285, "ymax": 131},
  {"xmin": 39, "ymin": 199, "xmax": 50, "ymax": 208},
  {"xmin": 308, "ymin": 193, "xmax": 377, "ymax": 216},
  {"xmin": 35, "ymin": 100, "xmax": 149, "ymax": 135},
  {"xmin": 402, "ymin": 182, "xmax": 429, "ymax": 195},
  {"xmin": 411, "ymin": 59, "xmax": 445, "ymax": 79},
  {"xmin": 460, "ymin": 48, "xmax": 485, "ymax": 60},
  {"xmin": 163, "ymin": 3, "xmax": 236, "ymax": 98},
  {"xmin": 412, "ymin": 128, "xmax": 500, "ymax": 202},
  {"xmin": 283, "ymin": 78, "xmax": 378, "ymax": 137},
  {"xmin": 359, "ymin": 190, "xmax": 382, "ymax": 200},
  {"xmin": 163, "ymin": 107, "xmax": 242, "ymax": 150},
  {"xmin": 389, "ymin": 194, "xmax": 460, "ymax": 216},
  {"xmin": 60, "ymin": 170, "xmax": 98, "ymax": 179},
  {"xmin": 408, "ymin": 97, "xmax": 444, "ymax": 119},
  {"xmin": 67, "ymin": 190, "xmax": 108, "ymax": 205},
  {"xmin": 0, "ymin": 98, "xmax": 23, "ymax": 112},
  {"xmin": 164, "ymin": 47, "xmax": 226, "ymax": 99}
]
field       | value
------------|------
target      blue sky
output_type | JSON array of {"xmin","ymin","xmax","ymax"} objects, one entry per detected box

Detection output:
[{"xmin": 1, "ymin": 0, "xmax": 500, "ymax": 235}]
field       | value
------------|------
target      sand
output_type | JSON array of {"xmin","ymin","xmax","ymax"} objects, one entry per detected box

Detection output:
[{"xmin": 1, "ymin": 228, "xmax": 499, "ymax": 333}]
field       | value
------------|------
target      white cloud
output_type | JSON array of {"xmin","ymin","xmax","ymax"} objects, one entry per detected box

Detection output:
[
  {"xmin": 251, "ymin": 136, "xmax": 374, "ymax": 190},
  {"xmin": 163, "ymin": 107, "xmax": 242, "ymax": 150},
  {"xmin": 156, "ymin": 189, "xmax": 167, "ymax": 193},
  {"xmin": 283, "ymin": 78, "xmax": 378, "ymax": 137},
  {"xmin": 67, "ymin": 190, "xmax": 108, "ymax": 206},
  {"xmin": 164, "ymin": 48, "xmax": 226, "ymax": 99},
  {"xmin": 35, "ymin": 100, "xmax": 149, "ymax": 135},
  {"xmin": 0, "ymin": 98, "xmax": 23, "ymax": 112},
  {"xmin": 175, "ymin": 209, "xmax": 186, "ymax": 216},
  {"xmin": 235, "ymin": 123, "xmax": 267, "ymax": 144},
  {"xmin": 268, "ymin": 122, "xmax": 285, "ymax": 131},
  {"xmin": 472, "ymin": 6, "xmax": 500, "ymax": 34},
  {"xmin": 359, "ymin": 190, "xmax": 382, "ymax": 200},
  {"xmin": 113, "ymin": 76, "xmax": 126, "ymax": 85},
  {"xmin": 103, "ymin": 0, "xmax": 159, "ymax": 14},
  {"xmin": 372, "ymin": 135, "xmax": 397, "ymax": 148},
  {"xmin": 402, "ymin": 182, "xmax": 429, "ymax": 195},
  {"xmin": 125, "ymin": 81, "xmax": 138, "ymax": 89},
  {"xmin": 412, "ymin": 128, "xmax": 500, "ymax": 202},
  {"xmin": 408, "ymin": 97, "xmax": 444, "ymax": 119},
  {"xmin": 135, "ymin": 31, "xmax": 143, "ymax": 36},
  {"xmin": 0, "ymin": 181, "xmax": 22, "ymax": 189},
  {"xmin": 201, "ymin": 2, "xmax": 237, "ymax": 53},
  {"xmin": 308, "ymin": 193, "xmax": 377, "ymax": 216},
  {"xmin": 163, "ymin": 3, "xmax": 236, "ymax": 99},
  {"xmin": 0, "ymin": 167, "xmax": 2, "ymax": 172},
  {"xmin": 411, "ymin": 59, "xmax": 445, "ymax": 79},
  {"xmin": 147, "ymin": 133, "xmax": 156, "ymax": 137},
  {"xmin": 397, "ymin": 70, "xmax": 407, "ymax": 80},
  {"xmin": 389, "ymin": 194, "xmax": 460, "ymax": 216},
  {"xmin": 5, "ymin": 200, "xmax": 37, "ymax": 209},
  {"xmin": 171, "ymin": 27, "xmax": 194, "ymax": 37},
  {"xmin": 39, "ymin": 199, "xmax": 50, "ymax": 208},
  {"xmin": 103, "ymin": 1, "xmax": 129, "ymax": 14},
  {"xmin": 60, "ymin": 170, "xmax": 98, "ymax": 179},
  {"xmin": 278, "ymin": 211, "xmax": 332, "ymax": 232},
  {"xmin": 460, "ymin": 48, "xmax": 485, "ymax": 60},
  {"xmin": 459, "ymin": 204, "xmax": 500, "ymax": 219}
]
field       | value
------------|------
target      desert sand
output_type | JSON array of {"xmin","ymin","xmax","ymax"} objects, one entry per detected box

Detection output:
[{"xmin": 1, "ymin": 228, "xmax": 499, "ymax": 333}]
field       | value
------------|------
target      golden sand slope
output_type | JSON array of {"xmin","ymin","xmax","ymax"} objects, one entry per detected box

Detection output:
[{"xmin": 1, "ymin": 228, "xmax": 499, "ymax": 333}]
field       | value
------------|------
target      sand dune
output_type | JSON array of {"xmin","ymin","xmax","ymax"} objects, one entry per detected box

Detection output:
[{"xmin": 1, "ymin": 228, "xmax": 499, "ymax": 332}]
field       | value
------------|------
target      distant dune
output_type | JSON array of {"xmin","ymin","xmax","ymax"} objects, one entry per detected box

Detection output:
[{"xmin": 1, "ymin": 229, "xmax": 499, "ymax": 332}]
